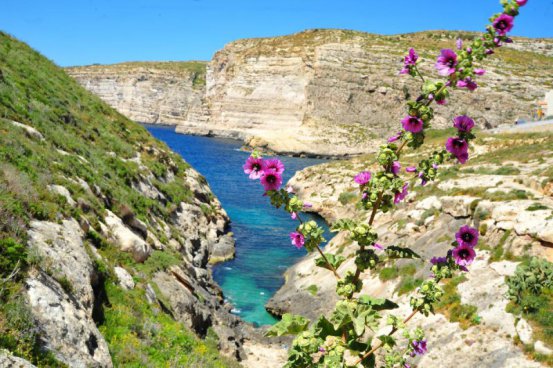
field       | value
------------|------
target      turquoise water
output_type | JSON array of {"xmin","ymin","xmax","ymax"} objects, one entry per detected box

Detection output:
[{"xmin": 145, "ymin": 125, "xmax": 331, "ymax": 326}]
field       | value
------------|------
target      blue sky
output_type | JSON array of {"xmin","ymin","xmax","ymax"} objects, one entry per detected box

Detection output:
[{"xmin": 1, "ymin": 0, "xmax": 551, "ymax": 67}]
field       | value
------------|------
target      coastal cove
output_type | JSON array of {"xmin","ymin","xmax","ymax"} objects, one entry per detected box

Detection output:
[{"xmin": 145, "ymin": 124, "xmax": 332, "ymax": 326}]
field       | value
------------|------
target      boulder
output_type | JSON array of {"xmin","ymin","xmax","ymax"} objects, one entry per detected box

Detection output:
[
  {"xmin": 47, "ymin": 185, "xmax": 76, "ymax": 207},
  {"xmin": 534, "ymin": 341, "xmax": 553, "ymax": 356},
  {"xmin": 516, "ymin": 319, "xmax": 533, "ymax": 345},
  {"xmin": 441, "ymin": 196, "xmax": 479, "ymax": 217},
  {"xmin": 103, "ymin": 210, "xmax": 152, "ymax": 262},
  {"xmin": 9, "ymin": 120, "xmax": 44, "ymax": 141},
  {"xmin": 114, "ymin": 267, "xmax": 135, "ymax": 290},
  {"xmin": 0, "ymin": 350, "xmax": 37, "ymax": 368},
  {"xmin": 416, "ymin": 196, "xmax": 442, "ymax": 211}
]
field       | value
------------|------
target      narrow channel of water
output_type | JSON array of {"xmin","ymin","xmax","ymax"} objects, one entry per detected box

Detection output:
[{"xmin": 146, "ymin": 125, "xmax": 331, "ymax": 326}]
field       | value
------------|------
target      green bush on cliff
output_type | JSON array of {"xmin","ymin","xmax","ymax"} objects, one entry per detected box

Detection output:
[{"xmin": 100, "ymin": 283, "xmax": 240, "ymax": 368}]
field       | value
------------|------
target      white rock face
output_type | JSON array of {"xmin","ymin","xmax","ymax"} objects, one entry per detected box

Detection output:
[
  {"xmin": 441, "ymin": 196, "xmax": 479, "ymax": 217},
  {"xmin": 26, "ymin": 271, "xmax": 112, "ymax": 368},
  {"xmin": 67, "ymin": 31, "xmax": 553, "ymax": 156},
  {"xmin": 0, "ymin": 350, "xmax": 37, "ymax": 368},
  {"xmin": 28, "ymin": 219, "xmax": 96, "ymax": 312},
  {"xmin": 114, "ymin": 266, "xmax": 135, "ymax": 290},
  {"xmin": 103, "ymin": 210, "xmax": 152, "ymax": 262},
  {"xmin": 516, "ymin": 319, "xmax": 534, "ymax": 345},
  {"xmin": 66, "ymin": 63, "xmax": 204, "ymax": 126}
]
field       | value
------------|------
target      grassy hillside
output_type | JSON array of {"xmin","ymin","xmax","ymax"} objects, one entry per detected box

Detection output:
[{"xmin": 0, "ymin": 31, "xmax": 237, "ymax": 367}]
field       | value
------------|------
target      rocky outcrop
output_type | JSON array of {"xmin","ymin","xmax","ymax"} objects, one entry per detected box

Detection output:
[
  {"xmin": 265, "ymin": 134, "xmax": 553, "ymax": 367},
  {"xmin": 0, "ymin": 350, "xmax": 37, "ymax": 368},
  {"xmin": 26, "ymin": 270, "xmax": 113, "ymax": 368},
  {"xmin": 68, "ymin": 30, "xmax": 553, "ymax": 157},
  {"xmin": 66, "ymin": 62, "xmax": 206, "ymax": 126}
]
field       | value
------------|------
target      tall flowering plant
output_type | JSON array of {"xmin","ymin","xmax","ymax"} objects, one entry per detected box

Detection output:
[{"xmin": 242, "ymin": 1, "xmax": 527, "ymax": 366}]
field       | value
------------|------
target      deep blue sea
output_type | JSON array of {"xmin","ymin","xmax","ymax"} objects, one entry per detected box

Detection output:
[{"xmin": 145, "ymin": 125, "xmax": 330, "ymax": 326}]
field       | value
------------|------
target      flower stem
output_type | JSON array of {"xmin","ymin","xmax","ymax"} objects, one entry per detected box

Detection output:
[
  {"xmin": 296, "ymin": 212, "xmax": 340, "ymax": 279},
  {"xmin": 353, "ymin": 309, "xmax": 419, "ymax": 366}
]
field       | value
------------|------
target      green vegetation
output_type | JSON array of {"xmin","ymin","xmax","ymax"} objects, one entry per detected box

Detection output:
[
  {"xmin": 0, "ymin": 31, "xmax": 231, "ymax": 366},
  {"xmin": 100, "ymin": 283, "xmax": 240, "ymax": 368},
  {"xmin": 338, "ymin": 190, "xmax": 358, "ymax": 205},
  {"xmin": 506, "ymin": 258, "xmax": 553, "ymax": 365},
  {"xmin": 435, "ymin": 275, "xmax": 480, "ymax": 329}
]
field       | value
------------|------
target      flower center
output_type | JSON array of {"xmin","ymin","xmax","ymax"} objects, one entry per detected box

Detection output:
[
  {"xmin": 253, "ymin": 163, "xmax": 261, "ymax": 171},
  {"xmin": 453, "ymin": 139, "xmax": 464, "ymax": 148},
  {"xmin": 462, "ymin": 233, "xmax": 473, "ymax": 242},
  {"xmin": 266, "ymin": 175, "xmax": 275, "ymax": 184},
  {"xmin": 497, "ymin": 20, "xmax": 507, "ymax": 30},
  {"xmin": 459, "ymin": 249, "xmax": 470, "ymax": 259}
]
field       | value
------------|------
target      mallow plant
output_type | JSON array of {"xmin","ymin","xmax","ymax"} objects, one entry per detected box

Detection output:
[{"xmin": 242, "ymin": 1, "xmax": 528, "ymax": 366}]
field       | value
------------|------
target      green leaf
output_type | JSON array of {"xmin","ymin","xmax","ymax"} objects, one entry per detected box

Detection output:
[
  {"xmin": 377, "ymin": 335, "xmax": 396, "ymax": 350},
  {"xmin": 315, "ymin": 253, "xmax": 346, "ymax": 271},
  {"xmin": 385, "ymin": 245, "xmax": 421, "ymax": 259},
  {"xmin": 329, "ymin": 301, "xmax": 354, "ymax": 330},
  {"xmin": 313, "ymin": 316, "xmax": 339, "ymax": 339},
  {"xmin": 330, "ymin": 218, "xmax": 356, "ymax": 232},
  {"xmin": 265, "ymin": 313, "xmax": 310, "ymax": 337},
  {"xmin": 358, "ymin": 295, "xmax": 399, "ymax": 311}
]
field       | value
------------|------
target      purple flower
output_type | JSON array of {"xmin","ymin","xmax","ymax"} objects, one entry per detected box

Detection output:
[
  {"xmin": 474, "ymin": 68, "xmax": 486, "ymax": 76},
  {"xmin": 435, "ymin": 49, "xmax": 458, "ymax": 76},
  {"xmin": 401, "ymin": 116, "xmax": 424, "ymax": 133},
  {"xmin": 291, "ymin": 212, "xmax": 297, "ymax": 220},
  {"xmin": 453, "ymin": 115, "xmax": 475, "ymax": 132},
  {"xmin": 466, "ymin": 47, "xmax": 473, "ymax": 54},
  {"xmin": 388, "ymin": 131, "xmax": 402, "ymax": 143},
  {"xmin": 303, "ymin": 202, "xmax": 313, "ymax": 209},
  {"xmin": 485, "ymin": 49, "xmax": 495, "ymax": 55},
  {"xmin": 264, "ymin": 158, "xmax": 285, "ymax": 175},
  {"xmin": 452, "ymin": 244, "xmax": 476, "ymax": 267},
  {"xmin": 394, "ymin": 183, "xmax": 409, "ymax": 204},
  {"xmin": 411, "ymin": 339, "xmax": 428, "ymax": 357},
  {"xmin": 406, "ymin": 166, "xmax": 417, "ymax": 173},
  {"xmin": 516, "ymin": 0, "xmax": 527, "ymax": 6},
  {"xmin": 286, "ymin": 185, "xmax": 295, "ymax": 194},
  {"xmin": 354, "ymin": 171, "xmax": 372, "ymax": 185},
  {"xmin": 457, "ymin": 77, "xmax": 478, "ymax": 91},
  {"xmin": 493, "ymin": 14, "xmax": 514, "ymax": 36},
  {"xmin": 289, "ymin": 231, "xmax": 305, "ymax": 249},
  {"xmin": 456, "ymin": 38, "xmax": 463, "ymax": 50},
  {"xmin": 243, "ymin": 156, "xmax": 265, "ymax": 180},
  {"xmin": 400, "ymin": 48, "xmax": 418, "ymax": 74},
  {"xmin": 373, "ymin": 243, "xmax": 384, "ymax": 250},
  {"xmin": 430, "ymin": 256, "xmax": 447, "ymax": 265},
  {"xmin": 391, "ymin": 161, "xmax": 401, "ymax": 175},
  {"xmin": 436, "ymin": 97, "xmax": 447, "ymax": 105},
  {"xmin": 446, "ymin": 137, "xmax": 469, "ymax": 164},
  {"xmin": 260, "ymin": 169, "xmax": 283, "ymax": 191},
  {"xmin": 455, "ymin": 225, "xmax": 479, "ymax": 247}
]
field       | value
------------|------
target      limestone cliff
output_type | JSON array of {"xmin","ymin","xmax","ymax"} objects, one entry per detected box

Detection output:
[
  {"xmin": 264, "ymin": 131, "xmax": 553, "ymax": 367},
  {"xmin": 68, "ymin": 30, "xmax": 553, "ymax": 157},
  {"xmin": 66, "ymin": 61, "xmax": 206, "ymax": 125}
]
